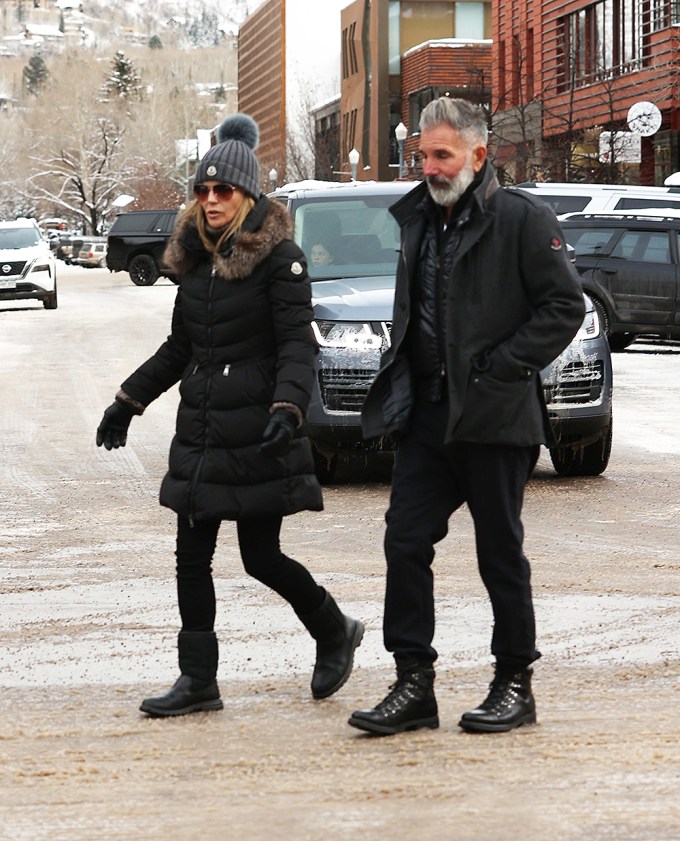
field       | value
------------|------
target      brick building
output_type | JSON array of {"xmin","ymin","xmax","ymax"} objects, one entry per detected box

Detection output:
[
  {"xmin": 239, "ymin": 0, "xmax": 491, "ymax": 185},
  {"xmin": 340, "ymin": 0, "xmax": 491, "ymax": 181},
  {"xmin": 493, "ymin": 0, "xmax": 680, "ymax": 185}
]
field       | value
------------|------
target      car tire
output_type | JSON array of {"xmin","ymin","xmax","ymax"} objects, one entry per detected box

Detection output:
[
  {"xmin": 549, "ymin": 417, "xmax": 613, "ymax": 477},
  {"xmin": 128, "ymin": 254, "xmax": 159, "ymax": 286},
  {"xmin": 43, "ymin": 282, "xmax": 58, "ymax": 310},
  {"xmin": 592, "ymin": 296, "xmax": 635, "ymax": 352},
  {"xmin": 312, "ymin": 447, "xmax": 338, "ymax": 484}
]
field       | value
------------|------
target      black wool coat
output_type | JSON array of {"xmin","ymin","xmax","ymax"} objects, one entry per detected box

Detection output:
[
  {"xmin": 119, "ymin": 196, "xmax": 323, "ymax": 522},
  {"xmin": 361, "ymin": 167, "xmax": 586, "ymax": 448}
]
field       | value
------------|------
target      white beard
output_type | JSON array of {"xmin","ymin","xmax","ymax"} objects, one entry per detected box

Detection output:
[{"xmin": 426, "ymin": 159, "xmax": 477, "ymax": 207}]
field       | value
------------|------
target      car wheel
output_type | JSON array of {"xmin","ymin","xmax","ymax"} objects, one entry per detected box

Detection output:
[
  {"xmin": 128, "ymin": 254, "xmax": 159, "ymax": 286},
  {"xmin": 549, "ymin": 417, "xmax": 612, "ymax": 477},
  {"xmin": 43, "ymin": 282, "xmax": 58, "ymax": 310},
  {"xmin": 312, "ymin": 447, "xmax": 338, "ymax": 484},
  {"xmin": 591, "ymin": 296, "xmax": 635, "ymax": 352}
]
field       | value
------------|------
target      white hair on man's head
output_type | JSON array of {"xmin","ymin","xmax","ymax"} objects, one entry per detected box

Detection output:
[{"xmin": 419, "ymin": 97, "xmax": 488, "ymax": 147}]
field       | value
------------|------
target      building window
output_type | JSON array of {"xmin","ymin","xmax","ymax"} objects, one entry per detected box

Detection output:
[
  {"xmin": 399, "ymin": 1, "xmax": 491, "ymax": 53},
  {"xmin": 342, "ymin": 22, "xmax": 359, "ymax": 80},
  {"xmin": 649, "ymin": 0, "xmax": 680, "ymax": 27},
  {"xmin": 559, "ymin": 0, "xmax": 650, "ymax": 89}
]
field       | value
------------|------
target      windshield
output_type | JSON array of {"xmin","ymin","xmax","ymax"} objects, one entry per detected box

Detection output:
[
  {"xmin": 292, "ymin": 195, "xmax": 401, "ymax": 280},
  {"xmin": 0, "ymin": 226, "xmax": 41, "ymax": 249}
]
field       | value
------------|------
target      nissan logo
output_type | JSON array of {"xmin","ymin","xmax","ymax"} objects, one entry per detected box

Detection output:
[{"xmin": 2, "ymin": 264, "xmax": 11, "ymax": 274}]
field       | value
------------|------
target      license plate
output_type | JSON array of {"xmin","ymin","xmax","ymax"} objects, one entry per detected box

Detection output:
[{"xmin": 0, "ymin": 279, "xmax": 16, "ymax": 289}]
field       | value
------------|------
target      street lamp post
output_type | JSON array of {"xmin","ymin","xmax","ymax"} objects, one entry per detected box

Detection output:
[
  {"xmin": 395, "ymin": 122, "xmax": 407, "ymax": 179},
  {"xmin": 348, "ymin": 148, "xmax": 360, "ymax": 181}
]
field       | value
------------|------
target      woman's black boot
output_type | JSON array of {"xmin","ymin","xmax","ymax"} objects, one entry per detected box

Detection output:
[
  {"xmin": 139, "ymin": 631, "xmax": 224, "ymax": 717},
  {"xmin": 299, "ymin": 590, "xmax": 364, "ymax": 699}
]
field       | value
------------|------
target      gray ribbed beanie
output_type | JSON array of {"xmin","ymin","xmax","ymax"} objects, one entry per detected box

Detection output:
[{"xmin": 195, "ymin": 113, "xmax": 261, "ymax": 198}]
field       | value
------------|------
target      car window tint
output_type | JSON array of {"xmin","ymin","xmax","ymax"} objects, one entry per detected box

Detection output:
[
  {"xmin": 113, "ymin": 213, "xmax": 161, "ymax": 233},
  {"xmin": 615, "ymin": 197, "xmax": 680, "ymax": 211},
  {"xmin": 530, "ymin": 195, "xmax": 590, "ymax": 214},
  {"xmin": 294, "ymin": 197, "xmax": 401, "ymax": 279},
  {"xmin": 563, "ymin": 226, "xmax": 618, "ymax": 256},
  {"xmin": 610, "ymin": 230, "xmax": 670, "ymax": 263}
]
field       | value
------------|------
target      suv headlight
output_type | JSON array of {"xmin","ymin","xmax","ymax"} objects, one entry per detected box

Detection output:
[
  {"xmin": 574, "ymin": 307, "xmax": 600, "ymax": 341},
  {"xmin": 312, "ymin": 320, "xmax": 384, "ymax": 349}
]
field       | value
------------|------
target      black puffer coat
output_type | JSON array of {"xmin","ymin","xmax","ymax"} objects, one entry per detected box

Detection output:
[{"xmin": 119, "ymin": 196, "xmax": 323, "ymax": 522}]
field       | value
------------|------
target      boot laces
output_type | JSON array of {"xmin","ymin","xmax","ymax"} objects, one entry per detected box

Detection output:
[
  {"xmin": 479, "ymin": 674, "xmax": 523, "ymax": 713},
  {"xmin": 374, "ymin": 674, "xmax": 426, "ymax": 714}
]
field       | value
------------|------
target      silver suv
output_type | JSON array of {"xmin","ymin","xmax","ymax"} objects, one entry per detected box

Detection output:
[
  {"xmin": 270, "ymin": 181, "xmax": 613, "ymax": 482},
  {"xmin": 0, "ymin": 218, "xmax": 57, "ymax": 309}
]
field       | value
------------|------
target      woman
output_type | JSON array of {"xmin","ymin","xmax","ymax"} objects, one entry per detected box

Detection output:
[
  {"xmin": 310, "ymin": 241, "xmax": 334, "ymax": 268},
  {"xmin": 96, "ymin": 113, "xmax": 364, "ymax": 717}
]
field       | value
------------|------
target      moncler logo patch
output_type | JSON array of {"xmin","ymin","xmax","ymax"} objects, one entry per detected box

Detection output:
[
  {"xmin": 290, "ymin": 261, "xmax": 303, "ymax": 275},
  {"xmin": 206, "ymin": 165, "xmax": 217, "ymax": 177}
]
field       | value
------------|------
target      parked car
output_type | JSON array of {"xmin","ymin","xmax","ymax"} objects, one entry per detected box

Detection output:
[
  {"xmin": 106, "ymin": 209, "xmax": 178, "ymax": 285},
  {"xmin": 0, "ymin": 217, "xmax": 58, "ymax": 309},
  {"xmin": 559, "ymin": 210, "xmax": 680, "ymax": 350},
  {"xmin": 269, "ymin": 180, "xmax": 613, "ymax": 481},
  {"xmin": 515, "ymin": 181, "xmax": 680, "ymax": 216},
  {"xmin": 77, "ymin": 239, "xmax": 107, "ymax": 268},
  {"xmin": 55, "ymin": 232, "xmax": 81, "ymax": 263}
]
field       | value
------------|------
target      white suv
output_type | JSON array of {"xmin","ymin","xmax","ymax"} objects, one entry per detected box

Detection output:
[{"xmin": 0, "ymin": 218, "xmax": 58, "ymax": 309}]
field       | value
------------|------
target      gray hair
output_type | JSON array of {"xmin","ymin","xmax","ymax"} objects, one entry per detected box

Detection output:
[{"xmin": 419, "ymin": 97, "xmax": 488, "ymax": 146}]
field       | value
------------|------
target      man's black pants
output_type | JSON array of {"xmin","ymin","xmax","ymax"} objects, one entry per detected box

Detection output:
[{"xmin": 383, "ymin": 398, "xmax": 541, "ymax": 673}]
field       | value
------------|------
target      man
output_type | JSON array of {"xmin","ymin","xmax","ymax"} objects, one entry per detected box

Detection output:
[{"xmin": 348, "ymin": 97, "xmax": 585, "ymax": 736}]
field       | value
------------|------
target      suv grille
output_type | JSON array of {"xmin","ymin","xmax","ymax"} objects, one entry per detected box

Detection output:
[
  {"xmin": 543, "ymin": 360, "xmax": 604, "ymax": 405},
  {"xmin": 1, "ymin": 261, "xmax": 27, "ymax": 277},
  {"xmin": 319, "ymin": 368, "xmax": 376, "ymax": 412}
]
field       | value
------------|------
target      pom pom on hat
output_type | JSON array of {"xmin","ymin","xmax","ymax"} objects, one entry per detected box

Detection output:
[
  {"xmin": 195, "ymin": 112, "xmax": 261, "ymax": 198},
  {"xmin": 216, "ymin": 113, "xmax": 259, "ymax": 150}
]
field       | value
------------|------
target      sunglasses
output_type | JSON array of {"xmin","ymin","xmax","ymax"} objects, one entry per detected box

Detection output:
[{"xmin": 193, "ymin": 183, "xmax": 236, "ymax": 201}]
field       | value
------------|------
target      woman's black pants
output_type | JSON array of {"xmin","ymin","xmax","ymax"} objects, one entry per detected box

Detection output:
[
  {"xmin": 175, "ymin": 514, "xmax": 324, "ymax": 632},
  {"xmin": 383, "ymin": 398, "xmax": 541, "ymax": 673}
]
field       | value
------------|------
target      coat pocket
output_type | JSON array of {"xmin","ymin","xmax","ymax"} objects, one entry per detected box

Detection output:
[{"xmin": 459, "ymin": 370, "xmax": 542, "ymax": 445}]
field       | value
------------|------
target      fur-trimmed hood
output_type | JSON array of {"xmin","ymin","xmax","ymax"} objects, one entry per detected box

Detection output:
[{"xmin": 163, "ymin": 196, "xmax": 294, "ymax": 280}]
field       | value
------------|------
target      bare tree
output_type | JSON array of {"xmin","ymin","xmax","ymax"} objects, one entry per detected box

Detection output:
[{"xmin": 27, "ymin": 115, "xmax": 129, "ymax": 234}]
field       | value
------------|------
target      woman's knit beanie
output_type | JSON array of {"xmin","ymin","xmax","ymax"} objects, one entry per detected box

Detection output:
[{"xmin": 194, "ymin": 113, "xmax": 261, "ymax": 198}]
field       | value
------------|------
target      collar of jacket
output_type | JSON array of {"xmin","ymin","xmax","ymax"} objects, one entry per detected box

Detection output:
[
  {"xmin": 164, "ymin": 195, "xmax": 294, "ymax": 281},
  {"xmin": 390, "ymin": 161, "xmax": 500, "ymax": 228}
]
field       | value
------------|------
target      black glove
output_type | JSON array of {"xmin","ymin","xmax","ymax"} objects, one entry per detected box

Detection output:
[
  {"xmin": 259, "ymin": 408, "xmax": 298, "ymax": 456},
  {"xmin": 96, "ymin": 400, "xmax": 135, "ymax": 450}
]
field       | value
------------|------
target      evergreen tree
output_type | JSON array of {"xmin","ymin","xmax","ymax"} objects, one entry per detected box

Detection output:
[
  {"xmin": 100, "ymin": 50, "xmax": 142, "ymax": 102},
  {"xmin": 148, "ymin": 35, "xmax": 163, "ymax": 50},
  {"xmin": 23, "ymin": 54, "xmax": 49, "ymax": 97}
]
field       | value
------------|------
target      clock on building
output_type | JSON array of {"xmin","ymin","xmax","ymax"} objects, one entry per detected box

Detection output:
[{"xmin": 627, "ymin": 101, "xmax": 662, "ymax": 136}]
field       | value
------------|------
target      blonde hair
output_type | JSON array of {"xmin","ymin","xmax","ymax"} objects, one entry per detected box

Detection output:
[{"xmin": 181, "ymin": 192, "xmax": 257, "ymax": 253}]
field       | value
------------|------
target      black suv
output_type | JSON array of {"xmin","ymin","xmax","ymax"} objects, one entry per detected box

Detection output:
[
  {"xmin": 270, "ymin": 181, "xmax": 613, "ymax": 482},
  {"xmin": 106, "ymin": 209, "xmax": 178, "ymax": 285},
  {"xmin": 560, "ymin": 211, "xmax": 680, "ymax": 350}
]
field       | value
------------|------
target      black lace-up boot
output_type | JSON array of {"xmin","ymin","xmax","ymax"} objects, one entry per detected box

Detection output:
[
  {"xmin": 299, "ymin": 590, "xmax": 365, "ymax": 699},
  {"xmin": 348, "ymin": 666, "xmax": 439, "ymax": 735},
  {"xmin": 458, "ymin": 666, "xmax": 536, "ymax": 732},
  {"xmin": 139, "ymin": 631, "xmax": 224, "ymax": 717}
]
